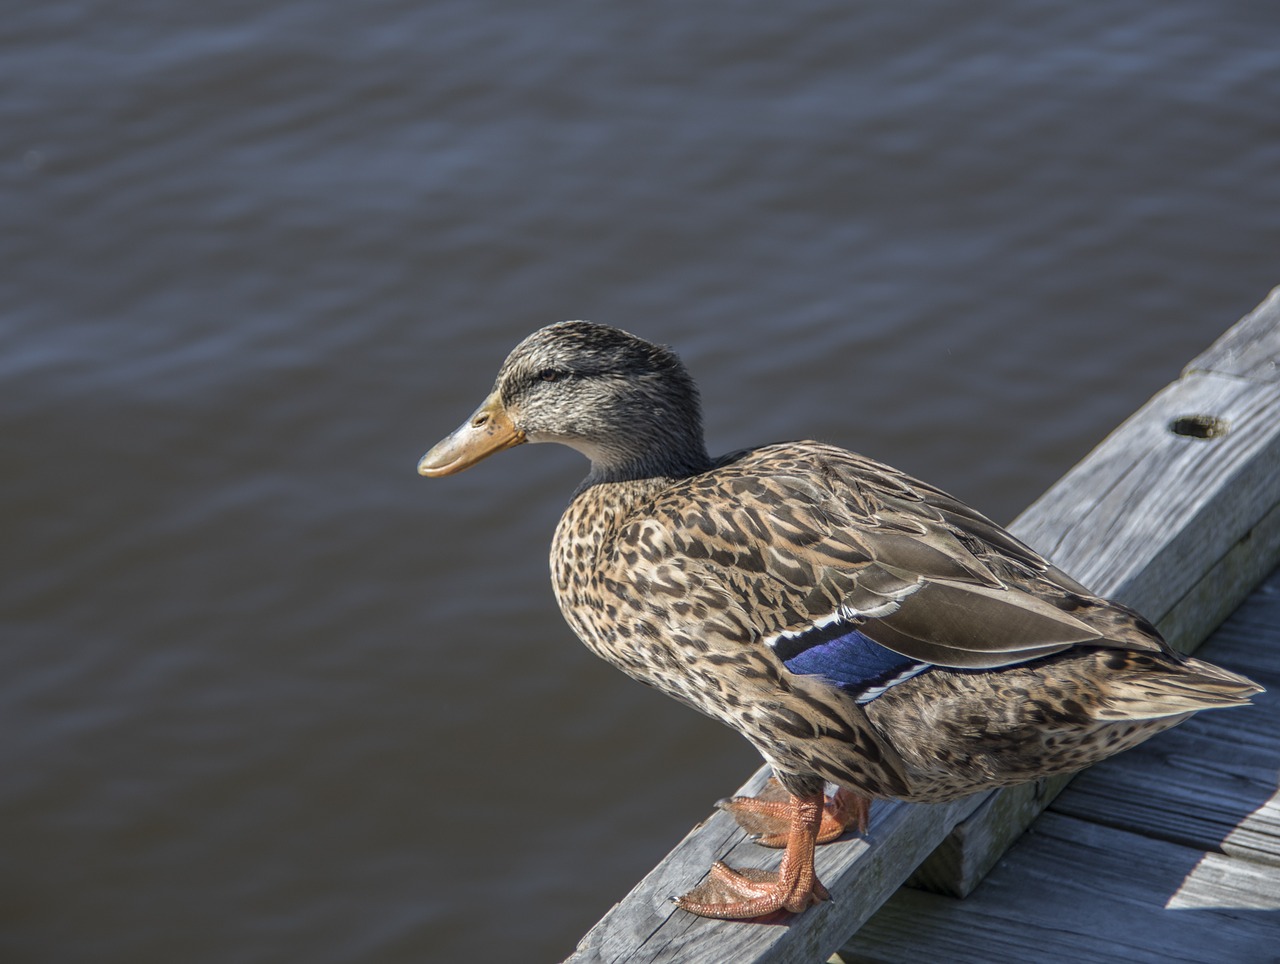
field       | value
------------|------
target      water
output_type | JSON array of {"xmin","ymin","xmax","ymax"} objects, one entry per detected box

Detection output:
[{"xmin": 4, "ymin": 2, "xmax": 1278, "ymax": 960}]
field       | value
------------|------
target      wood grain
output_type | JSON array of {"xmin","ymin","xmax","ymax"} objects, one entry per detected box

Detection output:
[{"xmin": 836, "ymin": 814, "xmax": 1280, "ymax": 964}]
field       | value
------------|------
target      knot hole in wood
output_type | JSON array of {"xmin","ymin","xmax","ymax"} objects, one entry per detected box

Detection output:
[{"xmin": 1169, "ymin": 414, "xmax": 1231, "ymax": 439}]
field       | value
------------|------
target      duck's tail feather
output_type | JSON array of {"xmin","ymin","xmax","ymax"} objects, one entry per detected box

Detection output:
[{"xmin": 1091, "ymin": 651, "xmax": 1263, "ymax": 721}]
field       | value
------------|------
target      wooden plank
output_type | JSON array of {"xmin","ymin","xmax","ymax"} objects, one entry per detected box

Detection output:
[
  {"xmin": 842, "ymin": 566, "xmax": 1280, "ymax": 962},
  {"xmin": 565, "ymin": 292, "xmax": 1280, "ymax": 963},
  {"xmin": 902, "ymin": 773, "xmax": 1072, "ymax": 897},
  {"xmin": 1154, "ymin": 499, "xmax": 1280, "ymax": 655},
  {"xmin": 1054, "ymin": 719, "xmax": 1280, "ymax": 869},
  {"xmin": 835, "ymin": 814, "xmax": 1280, "ymax": 964}
]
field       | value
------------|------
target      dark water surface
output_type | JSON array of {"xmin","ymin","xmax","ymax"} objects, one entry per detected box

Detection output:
[{"xmin": 5, "ymin": 2, "xmax": 1279, "ymax": 961}]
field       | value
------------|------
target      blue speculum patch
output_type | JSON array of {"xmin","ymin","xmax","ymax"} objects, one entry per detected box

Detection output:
[{"xmin": 773, "ymin": 619, "xmax": 930, "ymax": 703}]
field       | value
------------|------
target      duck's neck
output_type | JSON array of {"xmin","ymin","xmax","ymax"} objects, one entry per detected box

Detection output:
[{"xmin": 575, "ymin": 427, "xmax": 712, "ymax": 492}]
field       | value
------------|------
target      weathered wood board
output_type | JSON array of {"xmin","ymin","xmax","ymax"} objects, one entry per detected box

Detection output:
[
  {"xmin": 838, "ymin": 565, "xmax": 1280, "ymax": 964},
  {"xmin": 565, "ymin": 288, "xmax": 1280, "ymax": 963},
  {"xmin": 835, "ymin": 814, "xmax": 1280, "ymax": 964}
]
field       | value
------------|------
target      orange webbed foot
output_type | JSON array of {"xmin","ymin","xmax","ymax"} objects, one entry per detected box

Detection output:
[
  {"xmin": 674, "ymin": 789, "xmax": 835, "ymax": 920},
  {"xmin": 718, "ymin": 777, "xmax": 870, "ymax": 848},
  {"xmin": 673, "ymin": 859, "xmax": 829, "ymax": 919}
]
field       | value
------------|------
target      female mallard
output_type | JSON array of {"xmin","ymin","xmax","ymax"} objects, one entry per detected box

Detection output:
[{"xmin": 418, "ymin": 321, "xmax": 1261, "ymax": 920}]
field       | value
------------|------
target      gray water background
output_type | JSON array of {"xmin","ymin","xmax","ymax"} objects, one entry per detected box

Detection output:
[{"xmin": 5, "ymin": 2, "xmax": 1279, "ymax": 961}]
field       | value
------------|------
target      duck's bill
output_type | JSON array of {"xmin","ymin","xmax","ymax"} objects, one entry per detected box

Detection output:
[{"xmin": 418, "ymin": 393, "xmax": 525, "ymax": 477}]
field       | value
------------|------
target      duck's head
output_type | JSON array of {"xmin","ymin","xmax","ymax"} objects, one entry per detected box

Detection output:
[{"xmin": 418, "ymin": 321, "xmax": 710, "ymax": 483}]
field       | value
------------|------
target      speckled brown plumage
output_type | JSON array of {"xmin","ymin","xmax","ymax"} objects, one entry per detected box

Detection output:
[{"xmin": 419, "ymin": 320, "xmax": 1262, "ymax": 919}]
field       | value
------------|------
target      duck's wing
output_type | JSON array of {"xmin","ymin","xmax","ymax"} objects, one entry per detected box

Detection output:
[{"xmin": 643, "ymin": 442, "xmax": 1166, "ymax": 700}]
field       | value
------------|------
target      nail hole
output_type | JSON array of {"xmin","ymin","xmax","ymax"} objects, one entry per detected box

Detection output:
[{"xmin": 1169, "ymin": 414, "xmax": 1230, "ymax": 439}]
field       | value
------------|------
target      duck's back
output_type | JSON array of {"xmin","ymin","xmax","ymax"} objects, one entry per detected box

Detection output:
[{"xmin": 550, "ymin": 440, "xmax": 1260, "ymax": 800}]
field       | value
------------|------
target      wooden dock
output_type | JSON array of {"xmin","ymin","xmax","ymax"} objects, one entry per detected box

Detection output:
[{"xmin": 566, "ymin": 288, "xmax": 1280, "ymax": 964}]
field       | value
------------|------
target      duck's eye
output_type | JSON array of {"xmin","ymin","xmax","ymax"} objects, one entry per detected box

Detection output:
[{"xmin": 538, "ymin": 368, "xmax": 567, "ymax": 383}]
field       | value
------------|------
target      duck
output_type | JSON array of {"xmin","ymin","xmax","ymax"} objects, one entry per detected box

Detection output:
[{"xmin": 417, "ymin": 321, "xmax": 1262, "ymax": 920}]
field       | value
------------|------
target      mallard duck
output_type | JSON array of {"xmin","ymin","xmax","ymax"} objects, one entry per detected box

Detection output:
[{"xmin": 418, "ymin": 321, "xmax": 1262, "ymax": 920}]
